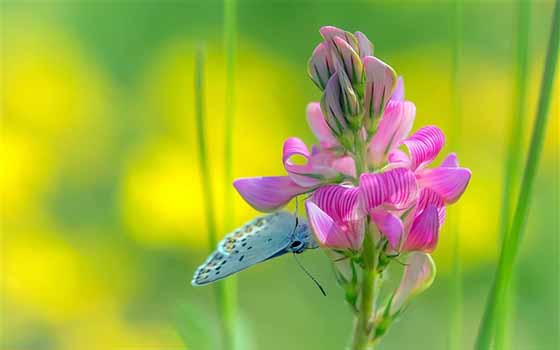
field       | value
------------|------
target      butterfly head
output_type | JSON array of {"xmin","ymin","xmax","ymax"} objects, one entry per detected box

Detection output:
[{"xmin": 287, "ymin": 219, "xmax": 319, "ymax": 254}]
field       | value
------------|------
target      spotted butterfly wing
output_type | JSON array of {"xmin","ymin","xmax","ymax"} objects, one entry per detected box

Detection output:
[{"xmin": 191, "ymin": 212, "xmax": 316, "ymax": 286}]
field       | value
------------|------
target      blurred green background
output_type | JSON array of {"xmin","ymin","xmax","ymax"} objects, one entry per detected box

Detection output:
[{"xmin": 1, "ymin": 0, "xmax": 558, "ymax": 349}]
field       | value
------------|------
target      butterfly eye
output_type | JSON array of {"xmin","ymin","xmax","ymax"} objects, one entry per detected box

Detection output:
[{"xmin": 291, "ymin": 240, "xmax": 303, "ymax": 249}]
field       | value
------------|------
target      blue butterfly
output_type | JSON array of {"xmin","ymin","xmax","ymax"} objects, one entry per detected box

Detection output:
[{"xmin": 191, "ymin": 211, "xmax": 318, "ymax": 286}]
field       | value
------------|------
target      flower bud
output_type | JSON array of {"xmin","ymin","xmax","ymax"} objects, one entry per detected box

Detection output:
[
  {"xmin": 363, "ymin": 56, "xmax": 397, "ymax": 134},
  {"xmin": 308, "ymin": 42, "xmax": 335, "ymax": 90},
  {"xmin": 331, "ymin": 36, "xmax": 364, "ymax": 90},
  {"xmin": 354, "ymin": 31, "xmax": 374, "ymax": 58}
]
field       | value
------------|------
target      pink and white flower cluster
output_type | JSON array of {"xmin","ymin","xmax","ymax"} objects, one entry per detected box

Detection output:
[{"xmin": 233, "ymin": 26, "xmax": 471, "ymax": 255}]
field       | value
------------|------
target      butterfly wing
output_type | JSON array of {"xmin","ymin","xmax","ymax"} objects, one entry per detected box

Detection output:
[{"xmin": 191, "ymin": 212, "xmax": 297, "ymax": 286}]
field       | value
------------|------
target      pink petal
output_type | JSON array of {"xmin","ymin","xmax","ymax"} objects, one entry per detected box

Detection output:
[
  {"xmin": 354, "ymin": 31, "xmax": 374, "ymax": 58},
  {"xmin": 370, "ymin": 209, "xmax": 404, "ymax": 250},
  {"xmin": 387, "ymin": 149, "xmax": 411, "ymax": 166},
  {"xmin": 359, "ymin": 168, "xmax": 418, "ymax": 212},
  {"xmin": 440, "ymin": 152, "xmax": 459, "ymax": 168},
  {"xmin": 319, "ymin": 26, "xmax": 359, "ymax": 52},
  {"xmin": 402, "ymin": 126, "xmax": 445, "ymax": 170},
  {"xmin": 363, "ymin": 56, "xmax": 397, "ymax": 122},
  {"xmin": 402, "ymin": 205, "xmax": 440, "ymax": 252},
  {"xmin": 390, "ymin": 76, "xmax": 405, "ymax": 102},
  {"xmin": 390, "ymin": 252, "xmax": 436, "ymax": 315},
  {"xmin": 311, "ymin": 184, "xmax": 364, "ymax": 249},
  {"xmin": 233, "ymin": 176, "xmax": 310, "ymax": 212},
  {"xmin": 308, "ymin": 42, "xmax": 335, "ymax": 90},
  {"xmin": 306, "ymin": 201, "xmax": 351, "ymax": 248},
  {"xmin": 332, "ymin": 36, "xmax": 363, "ymax": 86},
  {"xmin": 306, "ymin": 102, "xmax": 339, "ymax": 148},
  {"xmin": 416, "ymin": 188, "xmax": 446, "ymax": 226},
  {"xmin": 417, "ymin": 166, "xmax": 471, "ymax": 204},
  {"xmin": 331, "ymin": 155, "xmax": 356, "ymax": 178},
  {"xmin": 282, "ymin": 137, "xmax": 322, "ymax": 187},
  {"xmin": 368, "ymin": 100, "xmax": 416, "ymax": 167}
]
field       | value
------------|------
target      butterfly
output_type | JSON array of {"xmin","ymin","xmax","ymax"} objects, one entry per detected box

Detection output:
[{"xmin": 191, "ymin": 211, "xmax": 319, "ymax": 286}]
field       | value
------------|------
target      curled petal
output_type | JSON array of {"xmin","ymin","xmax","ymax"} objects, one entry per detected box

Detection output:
[
  {"xmin": 311, "ymin": 185, "xmax": 364, "ymax": 249},
  {"xmin": 282, "ymin": 137, "xmax": 322, "ymax": 187},
  {"xmin": 332, "ymin": 36, "xmax": 363, "ymax": 86},
  {"xmin": 363, "ymin": 56, "xmax": 397, "ymax": 128},
  {"xmin": 370, "ymin": 209, "xmax": 404, "ymax": 250},
  {"xmin": 387, "ymin": 149, "xmax": 411, "ymax": 166},
  {"xmin": 308, "ymin": 42, "xmax": 335, "ymax": 90},
  {"xmin": 306, "ymin": 102, "xmax": 339, "ymax": 148},
  {"xmin": 402, "ymin": 126, "xmax": 445, "ymax": 170},
  {"xmin": 368, "ymin": 100, "xmax": 416, "ymax": 167},
  {"xmin": 416, "ymin": 188, "xmax": 446, "ymax": 226},
  {"xmin": 390, "ymin": 252, "xmax": 436, "ymax": 315},
  {"xmin": 391, "ymin": 76, "xmax": 405, "ymax": 102},
  {"xmin": 440, "ymin": 152, "xmax": 459, "ymax": 168},
  {"xmin": 403, "ymin": 205, "xmax": 440, "ymax": 252},
  {"xmin": 233, "ymin": 176, "xmax": 310, "ymax": 212},
  {"xmin": 354, "ymin": 31, "xmax": 374, "ymax": 58},
  {"xmin": 359, "ymin": 168, "xmax": 418, "ymax": 212}
]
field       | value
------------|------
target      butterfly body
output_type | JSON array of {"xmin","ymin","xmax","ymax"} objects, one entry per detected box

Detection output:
[{"xmin": 191, "ymin": 212, "xmax": 317, "ymax": 286}]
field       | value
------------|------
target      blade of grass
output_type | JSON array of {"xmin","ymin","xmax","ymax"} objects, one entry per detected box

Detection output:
[
  {"xmin": 222, "ymin": 0, "xmax": 238, "ymax": 349},
  {"xmin": 195, "ymin": 47, "xmax": 229, "ymax": 350},
  {"xmin": 475, "ymin": 1, "xmax": 559, "ymax": 349},
  {"xmin": 448, "ymin": 0, "xmax": 463, "ymax": 349},
  {"xmin": 494, "ymin": 0, "xmax": 531, "ymax": 348}
]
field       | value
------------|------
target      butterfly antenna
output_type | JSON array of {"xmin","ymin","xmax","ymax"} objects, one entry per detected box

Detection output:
[{"xmin": 292, "ymin": 253, "xmax": 326, "ymax": 296}]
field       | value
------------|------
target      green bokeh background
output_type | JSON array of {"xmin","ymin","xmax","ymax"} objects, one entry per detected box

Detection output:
[{"xmin": 1, "ymin": 1, "xmax": 558, "ymax": 349}]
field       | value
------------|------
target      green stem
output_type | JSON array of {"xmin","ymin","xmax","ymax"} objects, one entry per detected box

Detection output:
[
  {"xmin": 475, "ymin": 1, "xmax": 559, "ymax": 348},
  {"xmin": 494, "ymin": 0, "xmax": 531, "ymax": 348},
  {"xmin": 351, "ymin": 229, "xmax": 378, "ymax": 350},
  {"xmin": 222, "ymin": 1, "xmax": 238, "ymax": 349}
]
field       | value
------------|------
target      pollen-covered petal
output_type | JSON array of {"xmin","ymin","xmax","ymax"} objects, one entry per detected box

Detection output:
[
  {"xmin": 370, "ymin": 209, "xmax": 404, "ymax": 250},
  {"xmin": 233, "ymin": 176, "xmax": 310, "ymax": 212},
  {"xmin": 390, "ymin": 252, "xmax": 436, "ymax": 315},
  {"xmin": 311, "ymin": 184, "xmax": 364, "ymax": 249},
  {"xmin": 363, "ymin": 56, "xmax": 397, "ymax": 121},
  {"xmin": 402, "ymin": 205, "xmax": 440, "ymax": 252},
  {"xmin": 354, "ymin": 31, "xmax": 374, "ymax": 58},
  {"xmin": 402, "ymin": 126, "xmax": 445, "ymax": 170},
  {"xmin": 390, "ymin": 76, "xmax": 405, "ymax": 102},
  {"xmin": 306, "ymin": 102, "xmax": 339, "ymax": 148},
  {"xmin": 368, "ymin": 100, "xmax": 416, "ymax": 166},
  {"xmin": 359, "ymin": 168, "xmax": 418, "ymax": 212},
  {"xmin": 308, "ymin": 42, "xmax": 335, "ymax": 90},
  {"xmin": 417, "ymin": 166, "xmax": 471, "ymax": 204}
]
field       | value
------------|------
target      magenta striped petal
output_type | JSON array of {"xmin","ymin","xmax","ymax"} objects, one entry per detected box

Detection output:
[
  {"xmin": 306, "ymin": 201, "xmax": 354, "ymax": 248},
  {"xmin": 354, "ymin": 31, "xmax": 373, "ymax": 58},
  {"xmin": 390, "ymin": 76, "xmax": 405, "ymax": 102},
  {"xmin": 233, "ymin": 176, "xmax": 310, "ymax": 212},
  {"xmin": 417, "ymin": 166, "xmax": 471, "ymax": 204},
  {"xmin": 370, "ymin": 209, "xmax": 404, "ymax": 250},
  {"xmin": 387, "ymin": 149, "xmax": 411, "ymax": 166},
  {"xmin": 363, "ymin": 56, "xmax": 397, "ymax": 122},
  {"xmin": 402, "ymin": 126, "xmax": 445, "ymax": 170},
  {"xmin": 368, "ymin": 100, "xmax": 416, "ymax": 167},
  {"xmin": 403, "ymin": 205, "xmax": 440, "ymax": 252},
  {"xmin": 310, "ymin": 184, "xmax": 364, "ymax": 249},
  {"xmin": 308, "ymin": 42, "xmax": 335, "ymax": 90},
  {"xmin": 306, "ymin": 102, "xmax": 339, "ymax": 148},
  {"xmin": 415, "ymin": 188, "xmax": 446, "ymax": 227},
  {"xmin": 359, "ymin": 168, "xmax": 418, "ymax": 212}
]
